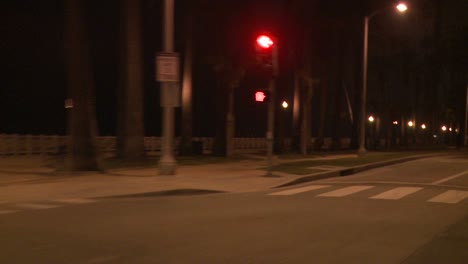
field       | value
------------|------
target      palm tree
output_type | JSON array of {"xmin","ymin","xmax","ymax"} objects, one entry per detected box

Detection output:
[
  {"xmin": 117, "ymin": 0, "xmax": 145, "ymax": 160},
  {"xmin": 64, "ymin": 0, "xmax": 99, "ymax": 170}
]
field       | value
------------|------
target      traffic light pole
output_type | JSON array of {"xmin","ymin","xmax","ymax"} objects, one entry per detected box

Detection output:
[
  {"xmin": 266, "ymin": 45, "xmax": 278, "ymax": 176},
  {"xmin": 159, "ymin": 0, "xmax": 177, "ymax": 175}
]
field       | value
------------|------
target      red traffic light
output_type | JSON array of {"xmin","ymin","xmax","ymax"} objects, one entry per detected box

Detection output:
[
  {"xmin": 255, "ymin": 91, "xmax": 267, "ymax": 102},
  {"xmin": 256, "ymin": 35, "xmax": 274, "ymax": 49}
]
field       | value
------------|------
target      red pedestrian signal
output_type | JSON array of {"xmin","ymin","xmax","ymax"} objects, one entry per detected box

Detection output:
[
  {"xmin": 255, "ymin": 91, "xmax": 267, "ymax": 102},
  {"xmin": 256, "ymin": 35, "xmax": 274, "ymax": 49}
]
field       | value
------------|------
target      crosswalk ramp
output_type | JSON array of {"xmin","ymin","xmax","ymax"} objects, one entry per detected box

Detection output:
[
  {"xmin": 0, "ymin": 198, "xmax": 98, "ymax": 215},
  {"xmin": 268, "ymin": 185, "xmax": 468, "ymax": 204}
]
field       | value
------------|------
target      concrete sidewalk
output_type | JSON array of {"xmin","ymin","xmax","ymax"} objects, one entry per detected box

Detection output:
[{"xmin": 0, "ymin": 153, "xmax": 446, "ymax": 203}]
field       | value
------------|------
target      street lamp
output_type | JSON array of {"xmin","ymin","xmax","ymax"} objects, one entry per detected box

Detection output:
[
  {"xmin": 358, "ymin": 3, "xmax": 408, "ymax": 155},
  {"xmin": 282, "ymin": 100, "xmax": 289, "ymax": 109}
]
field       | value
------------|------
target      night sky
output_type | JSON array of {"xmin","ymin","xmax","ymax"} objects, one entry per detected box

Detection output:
[{"xmin": 1, "ymin": 0, "xmax": 467, "ymax": 138}]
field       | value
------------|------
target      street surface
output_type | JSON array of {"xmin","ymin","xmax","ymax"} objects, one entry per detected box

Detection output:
[{"xmin": 0, "ymin": 155, "xmax": 467, "ymax": 263}]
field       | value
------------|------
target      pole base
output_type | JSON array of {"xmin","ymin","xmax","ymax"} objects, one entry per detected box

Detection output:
[
  {"xmin": 159, "ymin": 159, "xmax": 176, "ymax": 175},
  {"xmin": 357, "ymin": 147, "xmax": 367, "ymax": 156}
]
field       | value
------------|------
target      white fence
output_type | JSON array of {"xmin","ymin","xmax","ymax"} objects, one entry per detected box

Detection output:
[{"xmin": 0, "ymin": 134, "xmax": 350, "ymax": 156}]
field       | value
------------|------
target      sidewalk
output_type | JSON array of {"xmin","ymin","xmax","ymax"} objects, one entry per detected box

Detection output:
[{"xmin": 0, "ymin": 152, "xmax": 448, "ymax": 203}]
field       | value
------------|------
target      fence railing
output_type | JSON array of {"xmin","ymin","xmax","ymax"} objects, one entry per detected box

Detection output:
[{"xmin": 0, "ymin": 134, "xmax": 351, "ymax": 156}]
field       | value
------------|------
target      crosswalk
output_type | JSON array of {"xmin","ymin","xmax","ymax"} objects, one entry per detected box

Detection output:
[
  {"xmin": 0, "ymin": 198, "xmax": 98, "ymax": 215},
  {"xmin": 269, "ymin": 185, "xmax": 468, "ymax": 204}
]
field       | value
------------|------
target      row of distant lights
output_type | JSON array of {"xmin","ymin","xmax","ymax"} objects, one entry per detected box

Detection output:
[{"xmin": 368, "ymin": 116, "xmax": 456, "ymax": 132}]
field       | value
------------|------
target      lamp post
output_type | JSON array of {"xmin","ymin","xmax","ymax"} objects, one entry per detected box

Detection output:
[{"xmin": 358, "ymin": 3, "xmax": 408, "ymax": 155}]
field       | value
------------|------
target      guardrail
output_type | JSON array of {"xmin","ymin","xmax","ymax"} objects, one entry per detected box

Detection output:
[{"xmin": 0, "ymin": 134, "xmax": 351, "ymax": 156}]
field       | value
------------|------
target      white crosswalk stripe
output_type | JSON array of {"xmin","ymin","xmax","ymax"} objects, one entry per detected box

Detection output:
[
  {"xmin": 370, "ymin": 187, "xmax": 422, "ymax": 200},
  {"xmin": 267, "ymin": 184, "xmax": 468, "ymax": 205},
  {"xmin": 317, "ymin": 185, "xmax": 374, "ymax": 197},
  {"xmin": 16, "ymin": 203, "xmax": 61, "ymax": 210},
  {"xmin": 269, "ymin": 185, "xmax": 330, "ymax": 196},
  {"xmin": 428, "ymin": 190, "xmax": 468, "ymax": 204}
]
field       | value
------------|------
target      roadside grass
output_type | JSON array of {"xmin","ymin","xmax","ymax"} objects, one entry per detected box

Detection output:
[{"xmin": 273, "ymin": 151, "xmax": 441, "ymax": 175}]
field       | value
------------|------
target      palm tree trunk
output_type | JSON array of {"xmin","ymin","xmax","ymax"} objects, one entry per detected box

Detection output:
[
  {"xmin": 117, "ymin": 0, "xmax": 145, "ymax": 160},
  {"xmin": 64, "ymin": 0, "xmax": 99, "ymax": 171}
]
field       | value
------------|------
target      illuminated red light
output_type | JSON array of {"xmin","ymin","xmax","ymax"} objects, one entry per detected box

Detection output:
[
  {"xmin": 255, "ymin": 91, "xmax": 267, "ymax": 102},
  {"xmin": 256, "ymin": 35, "xmax": 274, "ymax": 49}
]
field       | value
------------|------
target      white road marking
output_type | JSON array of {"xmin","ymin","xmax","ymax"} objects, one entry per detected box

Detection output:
[
  {"xmin": 370, "ymin": 187, "xmax": 423, "ymax": 200},
  {"xmin": 0, "ymin": 210, "xmax": 18, "ymax": 215},
  {"xmin": 16, "ymin": 203, "xmax": 61, "ymax": 210},
  {"xmin": 428, "ymin": 190, "xmax": 468, "ymax": 204},
  {"xmin": 269, "ymin": 185, "xmax": 330, "ymax": 196},
  {"xmin": 317, "ymin": 185, "xmax": 374, "ymax": 197},
  {"xmin": 54, "ymin": 198, "xmax": 96, "ymax": 204},
  {"xmin": 431, "ymin": 170, "xmax": 468, "ymax": 185}
]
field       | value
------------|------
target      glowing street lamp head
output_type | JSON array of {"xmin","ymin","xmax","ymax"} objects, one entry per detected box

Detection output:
[
  {"xmin": 408, "ymin": 121, "xmax": 414, "ymax": 127},
  {"xmin": 368, "ymin": 115, "xmax": 375, "ymax": 122},
  {"xmin": 421, "ymin": 124, "xmax": 427, "ymax": 129},
  {"xmin": 282, "ymin": 101, "xmax": 289, "ymax": 109},
  {"xmin": 441, "ymin": 125, "xmax": 447, "ymax": 131},
  {"xmin": 396, "ymin": 3, "xmax": 408, "ymax": 12},
  {"xmin": 256, "ymin": 35, "xmax": 274, "ymax": 49}
]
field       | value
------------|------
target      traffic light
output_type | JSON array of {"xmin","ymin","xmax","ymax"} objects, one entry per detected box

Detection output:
[
  {"xmin": 256, "ymin": 35, "xmax": 274, "ymax": 49},
  {"xmin": 255, "ymin": 35, "xmax": 274, "ymax": 68},
  {"xmin": 255, "ymin": 90, "xmax": 268, "ymax": 102}
]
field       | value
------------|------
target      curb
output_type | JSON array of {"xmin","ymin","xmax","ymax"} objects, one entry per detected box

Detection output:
[
  {"xmin": 274, "ymin": 153, "xmax": 447, "ymax": 188},
  {"xmin": 98, "ymin": 189, "xmax": 225, "ymax": 199}
]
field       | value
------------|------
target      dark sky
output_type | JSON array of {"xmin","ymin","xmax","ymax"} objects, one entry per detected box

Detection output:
[{"xmin": 1, "ymin": 0, "xmax": 467, "ymax": 136}]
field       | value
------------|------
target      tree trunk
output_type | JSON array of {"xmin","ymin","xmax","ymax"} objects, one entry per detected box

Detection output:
[
  {"xmin": 315, "ymin": 81, "xmax": 328, "ymax": 150},
  {"xmin": 64, "ymin": 0, "xmax": 99, "ymax": 171},
  {"xmin": 117, "ymin": 0, "xmax": 145, "ymax": 160},
  {"xmin": 180, "ymin": 11, "xmax": 194, "ymax": 155}
]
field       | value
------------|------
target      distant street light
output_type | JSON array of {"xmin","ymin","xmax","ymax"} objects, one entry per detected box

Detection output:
[
  {"xmin": 393, "ymin": 120, "xmax": 399, "ymax": 125},
  {"xmin": 442, "ymin": 125, "xmax": 447, "ymax": 132},
  {"xmin": 408, "ymin": 121, "xmax": 414, "ymax": 127},
  {"xmin": 421, "ymin": 124, "xmax": 427, "ymax": 130},
  {"xmin": 282, "ymin": 100, "xmax": 289, "ymax": 109},
  {"xmin": 358, "ymin": 3, "xmax": 408, "ymax": 155},
  {"xmin": 396, "ymin": 3, "xmax": 408, "ymax": 12},
  {"xmin": 368, "ymin": 115, "xmax": 375, "ymax": 122}
]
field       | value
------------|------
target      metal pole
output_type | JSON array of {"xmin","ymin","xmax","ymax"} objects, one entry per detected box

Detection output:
[
  {"xmin": 266, "ymin": 45, "xmax": 278, "ymax": 176},
  {"xmin": 358, "ymin": 16, "xmax": 369, "ymax": 155},
  {"xmin": 464, "ymin": 75, "xmax": 468, "ymax": 146},
  {"xmin": 159, "ymin": 0, "xmax": 176, "ymax": 175}
]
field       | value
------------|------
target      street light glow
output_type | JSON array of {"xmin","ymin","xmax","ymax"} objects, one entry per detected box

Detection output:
[
  {"xmin": 282, "ymin": 101, "xmax": 289, "ymax": 109},
  {"xmin": 421, "ymin": 124, "xmax": 426, "ymax": 129},
  {"xmin": 393, "ymin": 120, "xmax": 398, "ymax": 125},
  {"xmin": 396, "ymin": 3, "xmax": 408, "ymax": 12},
  {"xmin": 368, "ymin": 115, "xmax": 375, "ymax": 122},
  {"xmin": 441, "ymin": 126, "xmax": 447, "ymax": 131},
  {"xmin": 408, "ymin": 121, "xmax": 414, "ymax": 127}
]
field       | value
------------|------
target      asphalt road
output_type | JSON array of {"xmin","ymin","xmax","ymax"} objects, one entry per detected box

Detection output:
[{"xmin": 0, "ymin": 155, "xmax": 467, "ymax": 263}]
